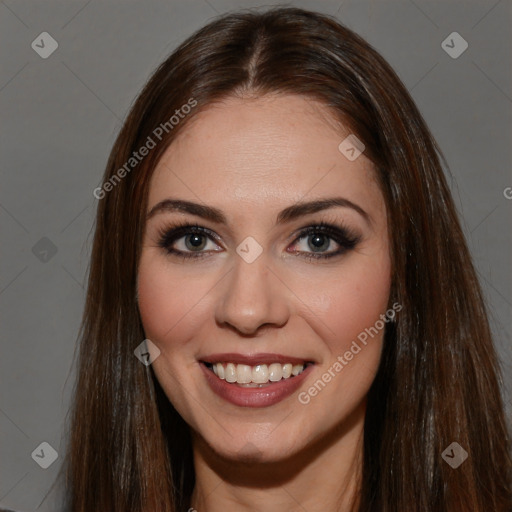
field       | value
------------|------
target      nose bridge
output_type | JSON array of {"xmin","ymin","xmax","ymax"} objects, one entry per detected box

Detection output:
[{"xmin": 215, "ymin": 246, "xmax": 289, "ymax": 334}]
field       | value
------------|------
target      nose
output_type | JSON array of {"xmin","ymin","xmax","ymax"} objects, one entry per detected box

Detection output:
[{"xmin": 215, "ymin": 251, "xmax": 291, "ymax": 336}]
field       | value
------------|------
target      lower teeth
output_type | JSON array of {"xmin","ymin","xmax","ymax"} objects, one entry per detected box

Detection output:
[
  {"xmin": 233, "ymin": 379, "xmax": 291, "ymax": 387},
  {"xmin": 236, "ymin": 382, "xmax": 270, "ymax": 388}
]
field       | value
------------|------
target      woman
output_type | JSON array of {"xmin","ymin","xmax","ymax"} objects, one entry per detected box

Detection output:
[{"xmin": 64, "ymin": 6, "xmax": 512, "ymax": 511}]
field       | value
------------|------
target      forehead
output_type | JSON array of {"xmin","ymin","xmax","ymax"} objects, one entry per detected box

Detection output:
[{"xmin": 147, "ymin": 94, "xmax": 381, "ymax": 220}]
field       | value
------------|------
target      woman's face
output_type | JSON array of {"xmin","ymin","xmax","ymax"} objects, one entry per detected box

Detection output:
[{"xmin": 137, "ymin": 94, "xmax": 391, "ymax": 462}]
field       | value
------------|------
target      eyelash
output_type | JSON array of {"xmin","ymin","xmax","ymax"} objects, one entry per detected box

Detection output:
[{"xmin": 156, "ymin": 220, "xmax": 361, "ymax": 262}]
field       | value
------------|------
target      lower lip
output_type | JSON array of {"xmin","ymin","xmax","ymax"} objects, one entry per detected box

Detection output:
[{"xmin": 200, "ymin": 362, "xmax": 313, "ymax": 408}]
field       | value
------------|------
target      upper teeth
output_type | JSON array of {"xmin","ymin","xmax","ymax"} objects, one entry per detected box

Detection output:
[{"xmin": 210, "ymin": 362, "xmax": 306, "ymax": 384}]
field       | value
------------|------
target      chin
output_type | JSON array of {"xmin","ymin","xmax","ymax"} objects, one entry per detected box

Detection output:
[
  {"xmin": 220, "ymin": 440, "xmax": 299, "ymax": 465},
  {"xmin": 199, "ymin": 424, "xmax": 307, "ymax": 464}
]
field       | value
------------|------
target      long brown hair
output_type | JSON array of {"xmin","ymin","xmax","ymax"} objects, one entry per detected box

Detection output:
[{"xmin": 62, "ymin": 6, "xmax": 512, "ymax": 511}]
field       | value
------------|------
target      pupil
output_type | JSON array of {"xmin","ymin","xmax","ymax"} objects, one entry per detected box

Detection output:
[
  {"xmin": 186, "ymin": 234, "xmax": 206, "ymax": 250},
  {"xmin": 309, "ymin": 234, "xmax": 328, "ymax": 252}
]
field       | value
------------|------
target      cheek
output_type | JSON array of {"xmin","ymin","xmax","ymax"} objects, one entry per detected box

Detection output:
[
  {"xmin": 297, "ymin": 253, "xmax": 391, "ymax": 410},
  {"xmin": 137, "ymin": 258, "xmax": 174, "ymax": 342},
  {"xmin": 308, "ymin": 254, "xmax": 391, "ymax": 350},
  {"xmin": 136, "ymin": 253, "xmax": 206, "ymax": 348}
]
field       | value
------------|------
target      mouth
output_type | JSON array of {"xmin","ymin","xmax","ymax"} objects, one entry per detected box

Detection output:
[
  {"xmin": 201, "ymin": 361, "xmax": 314, "ymax": 387},
  {"xmin": 198, "ymin": 353, "xmax": 315, "ymax": 408}
]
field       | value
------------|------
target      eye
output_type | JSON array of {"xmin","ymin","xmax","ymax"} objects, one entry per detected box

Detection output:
[
  {"xmin": 156, "ymin": 222, "xmax": 221, "ymax": 260},
  {"xmin": 288, "ymin": 223, "xmax": 360, "ymax": 260},
  {"xmin": 156, "ymin": 220, "xmax": 361, "ymax": 261}
]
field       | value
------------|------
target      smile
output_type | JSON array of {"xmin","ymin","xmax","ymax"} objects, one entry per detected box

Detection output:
[{"xmin": 199, "ymin": 353, "xmax": 315, "ymax": 407}]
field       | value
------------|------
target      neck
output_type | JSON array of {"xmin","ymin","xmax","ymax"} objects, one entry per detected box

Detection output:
[{"xmin": 190, "ymin": 400, "xmax": 366, "ymax": 512}]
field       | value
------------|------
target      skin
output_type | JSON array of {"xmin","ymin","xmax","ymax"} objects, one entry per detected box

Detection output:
[{"xmin": 137, "ymin": 93, "xmax": 391, "ymax": 512}]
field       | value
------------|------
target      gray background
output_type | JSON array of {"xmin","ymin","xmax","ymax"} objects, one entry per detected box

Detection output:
[{"xmin": 1, "ymin": 0, "xmax": 511, "ymax": 510}]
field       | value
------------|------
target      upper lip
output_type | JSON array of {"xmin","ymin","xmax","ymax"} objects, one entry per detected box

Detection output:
[{"xmin": 200, "ymin": 352, "xmax": 314, "ymax": 366}]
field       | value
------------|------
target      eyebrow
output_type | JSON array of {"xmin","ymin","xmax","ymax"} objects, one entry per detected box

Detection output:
[{"xmin": 147, "ymin": 197, "xmax": 371, "ymax": 226}]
